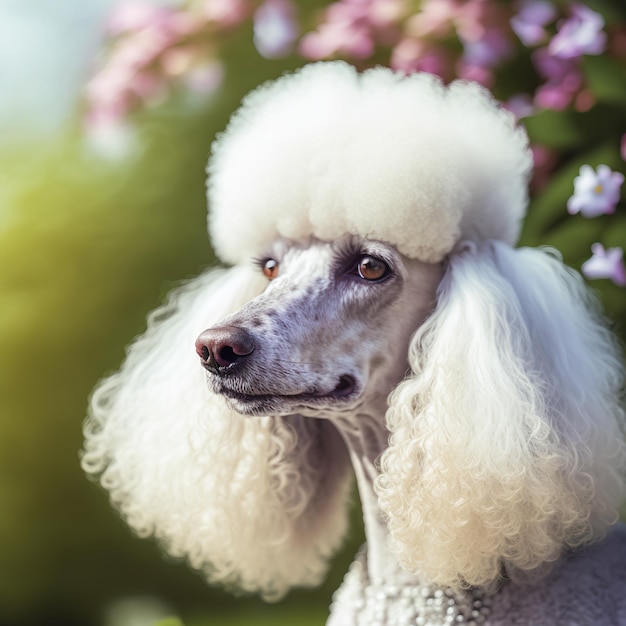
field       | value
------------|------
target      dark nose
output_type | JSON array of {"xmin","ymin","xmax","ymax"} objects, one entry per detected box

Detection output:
[{"xmin": 195, "ymin": 326, "xmax": 255, "ymax": 372}]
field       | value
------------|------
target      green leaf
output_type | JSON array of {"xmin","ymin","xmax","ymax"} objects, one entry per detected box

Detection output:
[
  {"xmin": 603, "ymin": 214, "xmax": 626, "ymax": 249},
  {"xmin": 541, "ymin": 216, "xmax": 606, "ymax": 265},
  {"xmin": 582, "ymin": 56, "xmax": 626, "ymax": 104},
  {"xmin": 524, "ymin": 110, "xmax": 586, "ymax": 150},
  {"xmin": 583, "ymin": 0, "xmax": 626, "ymax": 25}
]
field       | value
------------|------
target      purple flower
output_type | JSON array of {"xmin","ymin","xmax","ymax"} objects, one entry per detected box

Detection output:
[
  {"xmin": 533, "ymin": 46, "xmax": 575, "ymax": 81},
  {"xmin": 456, "ymin": 25, "xmax": 512, "ymax": 87},
  {"xmin": 511, "ymin": 0, "xmax": 557, "ymax": 47},
  {"xmin": 567, "ymin": 164, "xmax": 624, "ymax": 217},
  {"xmin": 460, "ymin": 28, "xmax": 512, "ymax": 68},
  {"xmin": 582, "ymin": 244, "xmax": 626, "ymax": 287},
  {"xmin": 548, "ymin": 4, "xmax": 606, "ymax": 59},
  {"xmin": 506, "ymin": 93, "xmax": 536, "ymax": 119},
  {"xmin": 254, "ymin": 0, "xmax": 299, "ymax": 59},
  {"xmin": 532, "ymin": 47, "xmax": 582, "ymax": 110}
]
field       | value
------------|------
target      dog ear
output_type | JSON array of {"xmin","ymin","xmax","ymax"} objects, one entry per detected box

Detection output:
[
  {"xmin": 377, "ymin": 241, "xmax": 625, "ymax": 590},
  {"xmin": 82, "ymin": 266, "xmax": 353, "ymax": 600}
]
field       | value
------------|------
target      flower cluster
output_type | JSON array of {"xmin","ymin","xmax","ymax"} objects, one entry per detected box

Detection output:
[
  {"xmin": 85, "ymin": 1, "xmax": 625, "ymax": 125},
  {"xmin": 299, "ymin": 0, "xmax": 515, "ymax": 86},
  {"xmin": 519, "ymin": 2, "xmax": 608, "ymax": 112},
  {"xmin": 85, "ymin": 1, "xmax": 237, "ymax": 138},
  {"xmin": 298, "ymin": 0, "xmax": 624, "ymax": 113},
  {"xmin": 85, "ymin": 0, "xmax": 304, "ymax": 142},
  {"xmin": 568, "ymin": 163, "xmax": 625, "ymax": 286}
]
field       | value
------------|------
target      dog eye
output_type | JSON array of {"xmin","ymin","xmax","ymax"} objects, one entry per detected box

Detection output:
[
  {"xmin": 357, "ymin": 255, "xmax": 389, "ymax": 281},
  {"xmin": 261, "ymin": 258, "xmax": 279, "ymax": 280}
]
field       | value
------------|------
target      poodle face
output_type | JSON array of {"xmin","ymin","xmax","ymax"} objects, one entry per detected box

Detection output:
[{"xmin": 195, "ymin": 235, "xmax": 443, "ymax": 418}]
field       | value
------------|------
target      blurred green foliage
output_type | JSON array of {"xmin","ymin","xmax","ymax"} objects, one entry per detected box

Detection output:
[{"xmin": 0, "ymin": 3, "xmax": 624, "ymax": 626}]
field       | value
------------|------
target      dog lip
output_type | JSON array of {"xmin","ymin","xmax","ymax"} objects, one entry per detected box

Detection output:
[{"xmin": 210, "ymin": 374, "xmax": 359, "ymax": 405}]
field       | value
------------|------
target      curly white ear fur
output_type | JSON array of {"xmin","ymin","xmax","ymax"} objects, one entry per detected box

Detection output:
[
  {"xmin": 377, "ymin": 241, "xmax": 626, "ymax": 590},
  {"xmin": 81, "ymin": 266, "xmax": 353, "ymax": 600}
]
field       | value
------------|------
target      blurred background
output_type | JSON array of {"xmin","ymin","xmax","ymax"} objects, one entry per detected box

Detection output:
[{"xmin": 0, "ymin": 1, "xmax": 624, "ymax": 625}]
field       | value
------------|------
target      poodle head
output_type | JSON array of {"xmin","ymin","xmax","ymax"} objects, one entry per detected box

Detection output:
[{"xmin": 84, "ymin": 62, "xmax": 625, "ymax": 599}]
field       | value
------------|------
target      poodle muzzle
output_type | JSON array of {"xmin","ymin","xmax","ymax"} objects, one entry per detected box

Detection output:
[{"xmin": 195, "ymin": 324, "xmax": 358, "ymax": 416}]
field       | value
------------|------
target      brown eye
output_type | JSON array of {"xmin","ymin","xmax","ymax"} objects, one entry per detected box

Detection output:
[
  {"xmin": 262, "ymin": 258, "xmax": 279, "ymax": 280},
  {"xmin": 357, "ymin": 255, "xmax": 389, "ymax": 281}
]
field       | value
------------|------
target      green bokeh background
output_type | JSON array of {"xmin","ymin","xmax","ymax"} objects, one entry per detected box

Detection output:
[{"xmin": 1, "ymin": 3, "xmax": 624, "ymax": 626}]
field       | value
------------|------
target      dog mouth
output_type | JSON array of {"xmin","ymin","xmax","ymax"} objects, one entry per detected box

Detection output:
[{"xmin": 209, "ymin": 374, "xmax": 358, "ymax": 415}]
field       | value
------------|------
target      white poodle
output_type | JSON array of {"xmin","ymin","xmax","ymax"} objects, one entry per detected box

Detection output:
[{"xmin": 82, "ymin": 62, "xmax": 626, "ymax": 625}]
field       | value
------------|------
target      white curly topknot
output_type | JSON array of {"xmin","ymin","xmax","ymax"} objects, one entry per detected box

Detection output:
[{"xmin": 207, "ymin": 61, "xmax": 532, "ymax": 264}]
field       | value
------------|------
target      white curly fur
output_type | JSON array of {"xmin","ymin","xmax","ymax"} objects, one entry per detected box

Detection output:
[
  {"xmin": 83, "ymin": 62, "xmax": 626, "ymax": 623},
  {"xmin": 377, "ymin": 241, "xmax": 625, "ymax": 590},
  {"xmin": 82, "ymin": 266, "xmax": 353, "ymax": 600}
]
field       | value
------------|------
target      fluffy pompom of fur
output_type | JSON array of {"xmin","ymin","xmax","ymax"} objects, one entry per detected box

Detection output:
[
  {"xmin": 207, "ymin": 62, "xmax": 532, "ymax": 265},
  {"xmin": 81, "ymin": 266, "xmax": 353, "ymax": 600},
  {"xmin": 377, "ymin": 241, "xmax": 626, "ymax": 590}
]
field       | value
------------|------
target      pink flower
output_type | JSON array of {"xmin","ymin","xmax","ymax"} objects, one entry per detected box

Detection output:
[
  {"xmin": 534, "ymin": 79, "xmax": 578, "ymax": 110},
  {"xmin": 548, "ymin": 4, "xmax": 606, "ymax": 59},
  {"xmin": 300, "ymin": 21, "xmax": 374, "ymax": 59},
  {"xmin": 454, "ymin": 0, "xmax": 509, "ymax": 43},
  {"xmin": 368, "ymin": 0, "xmax": 406, "ymax": 29},
  {"xmin": 455, "ymin": 61, "xmax": 494, "ymax": 86},
  {"xmin": 107, "ymin": 1, "xmax": 175, "ymax": 36},
  {"xmin": 300, "ymin": 0, "xmax": 405, "ymax": 61},
  {"xmin": 567, "ymin": 164, "xmax": 624, "ymax": 217},
  {"xmin": 532, "ymin": 47, "xmax": 582, "ymax": 110},
  {"xmin": 254, "ymin": 0, "xmax": 298, "ymax": 59},
  {"xmin": 299, "ymin": 0, "xmax": 374, "ymax": 60},
  {"xmin": 405, "ymin": 0, "xmax": 458, "ymax": 38},
  {"xmin": 390, "ymin": 39, "xmax": 451, "ymax": 77},
  {"xmin": 203, "ymin": 0, "xmax": 249, "ymax": 28},
  {"xmin": 582, "ymin": 244, "xmax": 626, "ymax": 286},
  {"xmin": 510, "ymin": 0, "xmax": 557, "ymax": 46}
]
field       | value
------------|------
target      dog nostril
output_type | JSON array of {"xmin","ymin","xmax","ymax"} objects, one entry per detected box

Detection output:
[
  {"xmin": 217, "ymin": 345, "xmax": 237, "ymax": 364},
  {"xmin": 195, "ymin": 326, "xmax": 255, "ymax": 370},
  {"xmin": 334, "ymin": 375, "xmax": 355, "ymax": 397}
]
